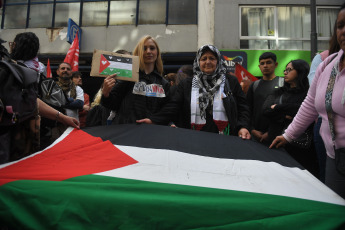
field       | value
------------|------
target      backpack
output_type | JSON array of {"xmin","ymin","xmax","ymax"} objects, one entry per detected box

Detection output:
[
  {"xmin": 252, "ymin": 77, "xmax": 284, "ymax": 93},
  {"xmin": 0, "ymin": 59, "xmax": 39, "ymax": 126}
]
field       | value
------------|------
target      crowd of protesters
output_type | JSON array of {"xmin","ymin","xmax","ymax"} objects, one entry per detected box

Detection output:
[{"xmin": 1, "ymin": 3, "xmax": 345, "ymax": 199}]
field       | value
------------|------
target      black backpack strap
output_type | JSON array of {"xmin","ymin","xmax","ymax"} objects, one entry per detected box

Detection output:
[
  {"xmin": 0, "ymin": 59, "xmax": 38, "ymax": 87},
  {"xmin": 0, "ymin": 60, "xmax": 24, "ymax": 85},
  {"xmin": 253, "ymin": 79, "xmax": 260, "ymax": 93}
]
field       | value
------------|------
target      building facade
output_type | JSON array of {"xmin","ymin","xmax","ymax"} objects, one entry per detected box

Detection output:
[{"xmin": 0, "ymin": 0, "xmax": 344, "ymax": 95}]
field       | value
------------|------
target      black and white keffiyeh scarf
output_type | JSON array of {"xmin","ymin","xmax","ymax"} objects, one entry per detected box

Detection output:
[{"xmin": 191, "ymin": 45, "xmax": 229, "ymax": 132}]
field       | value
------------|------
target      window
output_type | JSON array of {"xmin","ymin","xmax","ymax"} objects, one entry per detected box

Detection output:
[
  {"xmin": 240, "ymin": 6, "xmax": 339, "ymax": 50},
  {"xmin": 82, "ymin": 1, "xmax": 108, "ymax": 26},
  {"xmin": 3, "ymin": 5, "xmax": 27, "ymax": 29},
  {"xmin": 1, "ymin": 0, "xmax": 197, "ymax": 28},
  {"xmin": 55, "ymin": 2, "xmax": 80, "ymax": 27},
  {"xmin": 138, "ymin": 0, "xmax": 166, "ymax": 24},
  {"xmin": 168, "ymin": 0, "xmax": 197, "ymax": 25},
  {"xmin": 109, "ymin": 0, "xmax": 136, "ymax": 25},
  {"xmin": 29, "ymin": 3, "xmax": 53, "ymax": 28},
  {"xmin": 317, "ymin": 7, "xmax": 338, "ymax": 50}
]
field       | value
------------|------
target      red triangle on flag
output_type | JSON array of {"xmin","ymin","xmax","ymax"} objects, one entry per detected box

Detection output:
[
  {"xmin": 0, "ymin": 129, "xmax": 138, "ymax": 186},
  {"xmin": 99, "ymin": 54, "xmax": 110, "ymax": 74},
  {"xmin": 46, "ymin": 58, "xmax": 52, "ymax": 78},
  {"xmin": 64, "ymin": 33, "xmax": 80, "ymax": 71}
]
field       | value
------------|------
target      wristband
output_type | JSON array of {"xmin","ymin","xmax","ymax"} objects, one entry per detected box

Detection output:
[{"xmin": 56, "ymin": 111, "xmax": 61, "ymax": 122}]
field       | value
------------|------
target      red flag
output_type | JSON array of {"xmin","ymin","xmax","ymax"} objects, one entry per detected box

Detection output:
[
  {"xmin": 63, "ymin": 33, "xmax": 79, "ymax": 71},
  {"xmin": 234, "ymin": 63, "xmax": 258, "ymax": 83},
  {"xmin": 46, "ymin": 58, "xmax": 52, "ymax": 78},
  {"xmin": 0, "ymin": 129, "xmax": 138, "ymax": 186}
]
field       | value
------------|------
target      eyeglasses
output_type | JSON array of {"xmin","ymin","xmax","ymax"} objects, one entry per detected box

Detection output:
[{"xmin": 284, "ymin": 67, "xmax": 294, "ymax": 73}]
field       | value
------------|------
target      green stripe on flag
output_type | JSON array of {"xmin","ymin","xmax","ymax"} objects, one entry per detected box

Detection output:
[
  {"xmin": 100, "ymin": 68, "xmax": 132, "ymax": 78},
  {"xmin": 1, "ymin": 175, "xmax": 344, "ymax": 229}
]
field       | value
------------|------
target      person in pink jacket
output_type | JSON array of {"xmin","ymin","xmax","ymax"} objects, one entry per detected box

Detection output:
[{"xmin": 270, "ymin": 3, "xmax": 345, "ymax": 199}]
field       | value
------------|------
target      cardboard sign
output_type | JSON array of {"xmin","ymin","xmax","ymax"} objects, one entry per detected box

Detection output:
[{"xmin": 90, "ymin": 49, "xmax": 139, "ymax": 82}]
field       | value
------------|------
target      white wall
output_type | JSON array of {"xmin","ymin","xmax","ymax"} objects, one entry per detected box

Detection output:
[
  {"xmin": 0, "ymin": 24, "xmax": 198, "ymax": 55},
  {"xmin": 198, "ymin": 0, "xmax": 215, "ymax": 47}
]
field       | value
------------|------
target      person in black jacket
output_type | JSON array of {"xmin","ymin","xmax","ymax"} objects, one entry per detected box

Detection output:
[
  {"xmin": 263, "ymin": 59, "xmax": 319, "ymax": 177},
  {"xmin": 137, "ymin": 45, "xmax": 251, "ymax": 139},
  {"xmin": 101, "ymin": 35, "xmax": 170, "ymax": 124}
]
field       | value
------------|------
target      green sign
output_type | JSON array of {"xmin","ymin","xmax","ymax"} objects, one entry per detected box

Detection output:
[{"xmin": 221, "ymin": 50, "xmax": 312, "ymax": 77}]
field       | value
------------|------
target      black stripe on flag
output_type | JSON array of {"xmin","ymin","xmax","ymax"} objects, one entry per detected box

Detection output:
[
  {"xmin": 103, "ymin": 54, "xmax": 132, "ymax": 64},
  {"xmin": 83, "ymin": 124, "xmax": 303, "ymax": 169}
]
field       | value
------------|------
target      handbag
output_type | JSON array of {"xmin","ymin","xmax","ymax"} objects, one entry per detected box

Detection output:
[
  {"xmin": 278, "ymin": 94, "xmax": 313, "ymax": 149},
  {"xmin": 39, "ymin": 78, "xmax": 69, "ymax": 109},
  {"xmin": 289, "ymin": 125, "xmax": 313, "ymax": 149}
]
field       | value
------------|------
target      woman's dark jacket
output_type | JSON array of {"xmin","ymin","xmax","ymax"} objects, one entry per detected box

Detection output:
[
  {"xmin": 262, "ymin": 87, "xmax": 307, "ymax": 143},
  {"xmin": 101, "ymin": 70, "xmax": 170, "ymax": 124},
  {"xmin": 150, "ymin": 74, "xmax": 250, "ymax": 135}
]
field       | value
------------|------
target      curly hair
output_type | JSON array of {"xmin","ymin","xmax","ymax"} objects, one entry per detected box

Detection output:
[{"xmin": 11, "ymin": 32, "xmax": 39, "ymax": 61}]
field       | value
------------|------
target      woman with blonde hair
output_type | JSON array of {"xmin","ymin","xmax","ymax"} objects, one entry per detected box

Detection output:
[
  {"xmin": 101, "ymin": 35, "xmax": 170, "ymax": 124},
  {"xmin": 133, "ymin": 35, "xmax": 164, "ymax": 76}
]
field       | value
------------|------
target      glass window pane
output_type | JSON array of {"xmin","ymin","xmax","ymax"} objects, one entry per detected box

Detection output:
[
  {"xmin": 55, "ymin": 2, "xmax": 80, "ymax": 27},
  {"xmin": 249, "ymin": 40, "xmax": 276, "ymax": 50},
  {"xmin": 240, "ymin": 40, "xmax": 249, "ymax": 49},
  {"xmin": 168, "ymin": 0, "xmax": 197, "ymax": 24},
  {"xmin": 30, "ymin": 0, "xmax": 53, "ymax": 2},
  {"xmin": 241, "ymin": 7, "xmax": 274, "ymax": 37},
  {"xmin": 317, "ymin": 8, "xmax": 338, "ymax": 37},
  {"xmin": 29, "ymin": 4, "xmax": 53, "ymax": 28},
  {"xmin": 6, "ymin": 0, "xmax": 27, "ymax": 3},
  {"xmin": 278, "ymin": 7, "xmax": 311, "ymax": 39},
  {"xmin": 240, "ymin": 39, "xmax": 277, "ymax": 50},
  {"xmin": 109, "ymin": 0, "xmax": 136, "ymax": 25},
  {"xmin": 278, "ymin": 40, "xmax": 310, "ymax": 50},
  {"xmin": 241, "ymin": 8, "xmax": 249, "ymax": 36},
  {"xmin": 4, "ymin": 5, "xmax": 27, "ymax": 29},
  {"xmin": 82, "ymin": 1, "xmax": 108, "ymax": 26},
  {"xmin": 138, "ymin": 0, "xmax": 166, "ymax": 24}
]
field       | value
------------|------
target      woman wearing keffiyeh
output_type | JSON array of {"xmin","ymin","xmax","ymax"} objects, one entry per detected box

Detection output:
[{"xmin": 138, "ymin": 45, "xmax": 251, "ymax": 139}]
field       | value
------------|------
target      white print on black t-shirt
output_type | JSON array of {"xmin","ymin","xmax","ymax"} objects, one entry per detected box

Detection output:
[{"xmin": 133, "ymin": 82, "xmax": 166, "ymax": 98}]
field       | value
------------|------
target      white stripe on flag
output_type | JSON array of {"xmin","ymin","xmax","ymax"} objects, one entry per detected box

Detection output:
[
  {"xmin": 108, "ymin": 62, "xmax": 132, "ymax": 70},
  {"xmin": 96, "ymin": 145, "xmax": 345, "ymax": 206}
]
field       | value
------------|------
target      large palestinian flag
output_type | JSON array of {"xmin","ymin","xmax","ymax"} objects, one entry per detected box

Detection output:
[{"xmin": 0, "ymin": 124, "xmax": 344, "ymax": 229}]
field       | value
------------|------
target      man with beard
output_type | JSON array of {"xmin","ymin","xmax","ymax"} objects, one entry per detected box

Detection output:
[{"xmin": 56, "ymin": 62, "xmax": 84, "ymax": 121}]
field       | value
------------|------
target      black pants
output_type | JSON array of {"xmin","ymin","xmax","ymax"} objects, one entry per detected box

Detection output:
[{"xmin": 325, "ymin": 155, "xmax": 345, "ymax": 199}]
